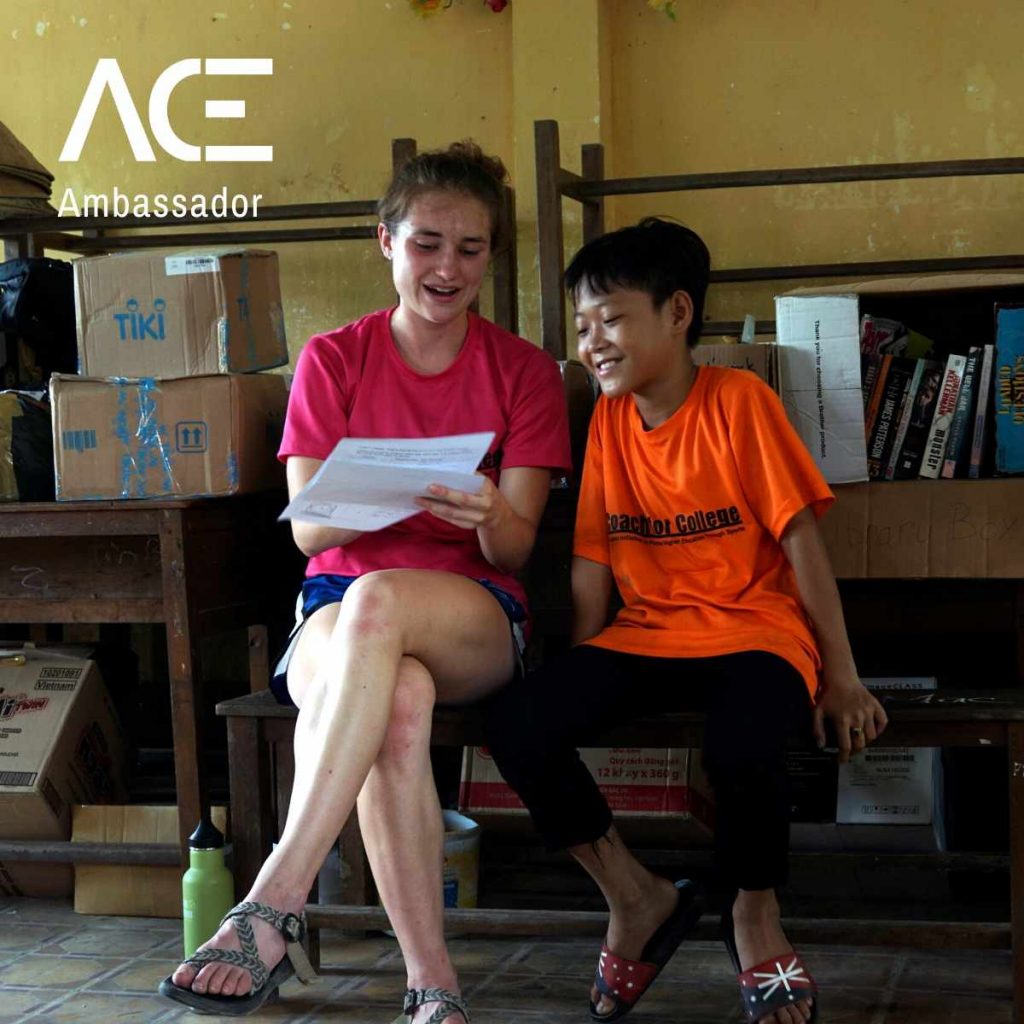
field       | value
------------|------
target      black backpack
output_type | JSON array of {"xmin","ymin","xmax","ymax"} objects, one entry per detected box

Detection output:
[{"xmin": 0, "ymin": 257, "xmax": 78, "ymax": 378}]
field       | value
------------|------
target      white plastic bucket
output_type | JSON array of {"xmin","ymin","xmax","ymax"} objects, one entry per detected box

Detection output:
[{"xmin": 442, "ymin": 810, "xmax": 480, "ymax": 909}]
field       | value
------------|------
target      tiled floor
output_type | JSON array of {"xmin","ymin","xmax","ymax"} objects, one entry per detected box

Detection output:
[{"xmin": 0, "ymin": 897, "xmax": 1012, "ymax": 1022}]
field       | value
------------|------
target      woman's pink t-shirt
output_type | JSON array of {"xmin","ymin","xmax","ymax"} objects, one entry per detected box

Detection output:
[{"xmin": 278, "ymin": 308, "xmax": 572, "ymax": 610}]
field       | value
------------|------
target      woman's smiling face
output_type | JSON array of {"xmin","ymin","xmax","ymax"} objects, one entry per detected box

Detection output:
[{"xmin": 379, "ymin": 190, "xmax": 493, "ymax": 331}]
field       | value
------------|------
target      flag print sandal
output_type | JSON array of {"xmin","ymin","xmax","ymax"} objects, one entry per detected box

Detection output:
[
  {"xmin": 589, "ymin": 878, "xmax": 704, "ymax": 1021},
  {"xmin": 721, "ymin": 906, "xmax": 819, "ymax": 1023}
]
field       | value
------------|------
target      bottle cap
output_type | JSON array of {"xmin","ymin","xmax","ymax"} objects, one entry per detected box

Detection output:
[{"xmin": 189, "ymin": 818, "xmax": 225, "ymax": 850}]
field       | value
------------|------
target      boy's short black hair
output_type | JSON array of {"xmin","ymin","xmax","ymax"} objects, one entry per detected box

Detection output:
[{"xmin": 564, "ymin": 217, "xmax": 710, "ymax": 347}]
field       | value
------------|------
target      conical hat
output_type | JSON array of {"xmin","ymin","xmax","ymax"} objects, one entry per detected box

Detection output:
[
  {"xmin": 0, "ymin": 197, "xmax": 58, "ymax": 220},
  {"xmin": 0, "ymin": 173, "xmax": 51, "ymax": 198},
  {"xmin": 0, "ymin": 121, "xmax": 53, "ymax": 185}
]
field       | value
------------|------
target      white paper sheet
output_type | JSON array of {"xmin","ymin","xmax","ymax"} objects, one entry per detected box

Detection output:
[{"xmin": 279, "ymin": 432, "xmax": 495, "ymax": 531}]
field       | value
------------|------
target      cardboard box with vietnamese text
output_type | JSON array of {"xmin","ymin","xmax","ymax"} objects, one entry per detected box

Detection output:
[
  {"xmin": 73, "ymin": 804, "xmax": 227, "ymax": 918},
  {"xmin": 51, "ymin": 371, "xmax": 288, "ymax": 500},
  {"xmin": 74, "ymin": 248, "xmax": 288, "ymax": 378},
  {"xmin": 0, "ymin": 647, "xmax": 125, "ymax": 898},
  {"xmin": 776, "ymin": 272, "xmax": 1024, "ymax": 485},
  {"xmin": 459, "ymin": 746, "xmax": 713, "ymax": 841}
]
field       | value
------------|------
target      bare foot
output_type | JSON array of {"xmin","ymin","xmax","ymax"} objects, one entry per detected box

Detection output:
[
  {"xmin": 590, "ymin": 874, "xmax": 680, "ymax": 1018},
  {"xmin": 731, "ymin": 893, "xmax": 814, "ymax": 1024},
  {"xmin": 170, "ymin": 885, "xmax": 305, "ymax": 999}
]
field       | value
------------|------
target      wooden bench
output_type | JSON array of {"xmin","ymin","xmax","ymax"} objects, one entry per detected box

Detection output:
[{"xmin": 215, "ymin": 684, "xmax": 1024, "ymax": 1018}]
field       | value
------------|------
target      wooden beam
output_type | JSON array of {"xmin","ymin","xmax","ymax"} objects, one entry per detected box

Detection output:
[
  {"xmin": 580, "ymin": 143, "xmax": 605, "ymax": 244},
  {"xmin": 305, "ymin": 904, "xmax": 1010, "ymax": 950},
  {"xmin": 560, "ymin": 156, "xmax": 1024, "ymax": 201},
  {"xmin": 492, "ymin": 186, "xmax": 519, "ymax": 334},
  {"xmin": 535, "ymin": 119, "xmax": 566, "ymax": 359}
]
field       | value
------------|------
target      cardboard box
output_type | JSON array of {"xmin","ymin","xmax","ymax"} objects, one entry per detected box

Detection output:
[
  {"xmin": 73, "ymin": 804, "xmax": 227, "ymax": 918},
  {"xmin": 51, "ymin": 371, "xmax": 288, "ymax": 500},
  {"xmin": 74, "ymin": 248, "xmax": 288, "ymax": 378},
  {"xmin": 837, "ymin": 678, "xmax": 942, "ymax": 826},
  {"xmin": 459, "ymin": 746, "xmax": 713, "ymax": 840},
  {"xmin": 694, "ymin": 341, "xmax": 780, "ymax": 394},
  {"xmin": 775, "ymin": 272, "xmax": 1024, "ymax": 484},
  {"xmin": 819, "ymin": 478, "xmax": 1024, "ymax": 578},
  {"xmin": 0, "ymin": 646, "xmax": 125, "ymax": 897},
  {"xmin": 792, "ymin": 677, "xmax": 944, "ymax": 853}
]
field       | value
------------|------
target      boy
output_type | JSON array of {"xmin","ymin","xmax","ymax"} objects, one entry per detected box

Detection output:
[{"xmin": 482, "ymin": 218, "xmax": 887, "ymax": 1024}]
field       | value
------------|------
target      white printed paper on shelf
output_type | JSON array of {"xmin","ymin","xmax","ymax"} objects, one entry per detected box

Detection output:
[
  {"xmin": 775, "ymin": 294, "xmax": 868, "ymax": 483},
  {"xmin": 279, "ymin": 432, "xmax": 494, "ymax": 531}
]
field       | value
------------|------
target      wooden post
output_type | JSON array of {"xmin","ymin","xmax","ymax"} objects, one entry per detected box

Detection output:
[
  {"xmin": 1010, "ymin": 721, "xmax": 1024, "ymax": 1023},
  {"xmin": 248, "ymin": 624, "xmax": 269, "ymax": 693},
  {"xmin": 226, "ymin": 715, "xmax": 272, "ymax": 899},
  {"xmin": 492, "ymin": 185, "xmax": 519, "ymax": 334},
  {"xmin": 535, "ymin": 120, "xmax": 566, "ymax": 359},
  {"xmin": 581, "ymin": 143, "xmax": 605, "ymax": 244},
  {"xmin": 391, "ymin": 137, "xmax": 417, "ymax": 172},
  {"xmin": 160, "ymin": 510, "xmax": 207, "ymax": 862}
]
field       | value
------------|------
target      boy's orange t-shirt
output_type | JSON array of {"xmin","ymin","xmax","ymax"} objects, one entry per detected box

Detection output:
[{"xmin": 573, "ymin": 365, "xmax": 835, "ymax": 700}]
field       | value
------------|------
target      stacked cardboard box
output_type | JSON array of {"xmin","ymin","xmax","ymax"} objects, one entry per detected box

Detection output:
[
  {"xmin": 459, "ymin": 746, "xmax": 714, "ymax": 843},
  {"xmin": 52, "ymin": 248, "xmax": 290, "ymax": 500},
  {"xmin": 0, "ymin": 646, "xmax": 125, "ymax": 897}
]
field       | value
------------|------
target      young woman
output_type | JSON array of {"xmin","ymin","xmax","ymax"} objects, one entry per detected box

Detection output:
[{"xmin": 161, "ymin": 142, "xmax": 571, "ymax": 1023}]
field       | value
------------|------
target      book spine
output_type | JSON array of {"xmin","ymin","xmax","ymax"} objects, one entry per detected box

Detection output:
[
  {"xmin": 861, "ymin": 353, "xmax": 881, "ymax": 412},
  {"xmin": 968, "ymin": 344, "xmax": 995, "ymax": 479},
  {"xmin": 892, "ymin": 360, "xmax": 942, "ymax": 479},
  {"xmin": 863, "ymin": 353, "xmax": 892, "ymax": 448},
  {"xmin": 920, "ymin": 353, "xmax": 967, "ymax": 478},
  {"xmin": 867, "ymin": 357, "xmax": 915, "ymax": 480},
  {"xmin": 941, "ymin": 347, "xmax": 981, "ymax": 479},
  {"xmin": 884, "ymin": 360, "xmax": 926, "ymax": 480},
  {"xmin": 995, "ymin": 306, "xmax": 1024, "ymax": 475}
]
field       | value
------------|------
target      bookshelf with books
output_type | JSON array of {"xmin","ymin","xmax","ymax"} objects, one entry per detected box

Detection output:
[{"xmin": 850, "ymin": 278, "xmax": 1024, "ymax": 484}]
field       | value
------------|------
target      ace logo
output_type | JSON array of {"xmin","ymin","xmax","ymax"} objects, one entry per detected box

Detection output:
[{"xmin": 60, "ymin": 57, "xmax": 273, "ymax": 162}]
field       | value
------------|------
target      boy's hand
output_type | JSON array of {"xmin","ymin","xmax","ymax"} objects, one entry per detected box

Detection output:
[
  {"xmin": 812, "ymin": 671, "xmax": 889, "ymax": 763},
  {"xmin": 415, "ymin": 475, "xmax": 507, "ymax": 531}
]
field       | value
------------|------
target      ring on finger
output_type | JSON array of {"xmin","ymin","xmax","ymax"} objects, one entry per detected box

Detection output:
[{"xmin": 850, "ymin": 727, "xmax": 863, "ymax": 737}]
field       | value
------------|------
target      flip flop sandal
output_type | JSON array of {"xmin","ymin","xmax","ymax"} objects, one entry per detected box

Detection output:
[
  {"xmin": 391, "ymin": 986, "xmax": 471, "ymax": 1024},
  {"xmin": 158, "ymin": 899, "xmax": 318, "ymax": 1016},
  {"xmin": 589, "ymin": 878, "xmax": 704, "ymax": 1022},
  {"xmin": 721, "ymin": 905, "xmax": 819, "ymax": 1023}
]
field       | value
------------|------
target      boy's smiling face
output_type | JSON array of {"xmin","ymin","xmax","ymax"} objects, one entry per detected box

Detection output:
[{"xmin": 574, "ymin": 282, "xmax": 693, "ymax": 400}]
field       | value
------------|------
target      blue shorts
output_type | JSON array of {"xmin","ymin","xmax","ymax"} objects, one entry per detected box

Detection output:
[{"xmin": 269, "ymin": 573, "xmax": 528, "ymax": 707}]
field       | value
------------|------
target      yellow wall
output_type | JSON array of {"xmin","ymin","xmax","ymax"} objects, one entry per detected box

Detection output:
[
  {"xmin": 3, "ymin": 0, "xmax": 513, "ymax": 363},
  {"xmin": 4, "ymin": 0, "xmax": 1023, "ymax": 356},
  {"xmin": 603, "ymin": 0, "xmax": 1024, "ymax": 325}
]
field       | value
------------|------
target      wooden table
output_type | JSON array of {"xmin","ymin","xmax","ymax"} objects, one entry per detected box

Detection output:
[{"xmin": 0, "ymin": 493, "xmax": 292, "ymax": 861}]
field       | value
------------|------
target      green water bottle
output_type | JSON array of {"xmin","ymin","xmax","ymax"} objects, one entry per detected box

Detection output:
[{"xmin": 182, "ymin": 818, "xmax": 234, "ymax": 958}]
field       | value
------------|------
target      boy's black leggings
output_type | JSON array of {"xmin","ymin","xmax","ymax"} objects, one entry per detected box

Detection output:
[{"xmin": 481, "ymin": 645, "xmax": 812, "ymax": 892}]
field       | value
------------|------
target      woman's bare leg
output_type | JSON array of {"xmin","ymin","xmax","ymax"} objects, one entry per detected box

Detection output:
[
  {"xmin": 357, "ymin": 659, "xmax": 460, "ymax": 1023},
  {"xmin": 170, "ymin": 570, "xmax": 512, "ymax": 1005}
]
